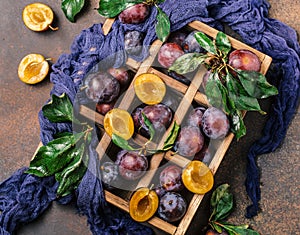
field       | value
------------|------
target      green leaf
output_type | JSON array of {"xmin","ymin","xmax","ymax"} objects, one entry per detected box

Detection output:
[
  {"xmin": 26, "ymin": 132, "xmax": 85, "ymax": 177},
  {"xmin": 230, "ymin": 110, "xmax": 246, "ymax": 139},
  {"xmin": 222, "ymin": 223, "xmax": 260, "ymax": 235},
  {"xmin": 162, "ymin": 122, "xmax": 180, "ymax": 151},
  {"xmin": 215, "ymin": 31, "xmax": 231, "ymax": 57},
  {"xmin": 98, "ymin": 0, "xmax": 143, "ymax": 18},
  {"xmin": 237, "ymin": 70, "xmax": 278, "ymax": 99},
  {"xmin": 194, "ymin": 31, "xmax": 217, "ymax": 55},
  {"xmin": 42, "ymin": 93, "xmax": 73, "ymax": 123},
  {"xmin": 61, "ymin": 0, "xmax": 85, "ymax": 23},
  {"xmin": 169, "ymin": 53, "xmax": 207, "ymax": 74},
  {"xmin": 226, "ymin": 75, "xmax": 264, "ymax": 113},
  {"xmin": 142, "ymin": 113, "xmax": 155, "ymax": 141},
  {"xmin": 55, "ymin": 142, "xmax": 88, "ymax": 197},
  {"xmin": 112, "ymin": 133, "xmax": 135, "ymax": 151},
  {"xmin": 210, "ymin": 184, "xmax": 233, "ymax": 221},
  {"xmin": 155, "ymin": 7, "xmax": 170, "ymax": 42},
  {"xmin": 205, "ymin": 72, "xmax": 230, "ymax": 114}
]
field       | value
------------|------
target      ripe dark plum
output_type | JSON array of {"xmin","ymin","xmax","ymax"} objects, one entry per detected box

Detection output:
[
  {"xmin": 116, "ymin": 150, "xmax": 148, "ymax": 181},
  {"xmin": 96, "ymin": 102, "xmax": 115, "ymax": 115},
  {"xmin": 132, "ymin": 104, "xmax": 173, "ymax": 138},
  {"xmin": 108, "ymin": 67, "xmax": 132, "ymax": 89},
  {"xmin": 84, "ymin": 71, "xmax": 120, "ymax": 103},
  {"xmin": 174, "ymin": 126, "xmax": 204, "ymax": 157},
  {"xmin": 124, "ymin": 30, "xmax": 144, "ymax": 55},
  {"xmin": 167, "ymin": 31, "xmax": 187, "ymax": 48},
  {"xmin": 158, "ymin": 43, "xmax": 184, "ymax": 68},
  {"xmin": 186, "ymin": 106, "xmax": 206, "ymax": 127},
  {"xmin": 154, "ymin": 185, "xmax": 167, "ymax": 198},
  {"xmin": 100, "ymin": 162, "xmax": 119, "ymax": 188},
  {"xmin": 228, "ymin": 49, "xmax": 261, "ymax": 72},
  {"xmin": 202, "ymin": 107, "xmax": 230, "ymax": 139},
  {"xmin": 167, "ymin": 71, "xmax": 191, "ymax": 85},
  {"xmin": 206, "ymin": 229, "xmax": 228, "ymax": 235},
  {"xmin": 158, "ymin": 192, "xmax": 187, "ymax": 222},
  {"xmin": 182, "ymin": 31, "xmax": 204, "ymax": 53},
  {"xmin": 143, "ymin": 104, "xmax": 173, "ymax": 131},
  {"xmin": 118, "ymin": 4, "xmax": 150, "ymax": 24},
  {"xmin": 160, "ymin": 165, "xmax": 184, "ymax": 192},
  {"xmin": 193, "ymin": 140, "xmax": 211, "ymax": 162}
]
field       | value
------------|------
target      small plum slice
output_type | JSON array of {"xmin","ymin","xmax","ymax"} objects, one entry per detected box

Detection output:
[
  {"xmin": 228, "ymin": 49, "xmax": 261, "ymax": 72},
  {"xmin": 129, "ymin": 187, "xmax": 159, "ymax": 222},
  {"xmin": 103, "ymin": 108, "xmax": 134, "ymax": 140},
  {"xmin": 182, "ymin": 160, "xmax": 214, "ymax": 194},
  {"xmin": 134, "ymin": 73, "xmax": 166, "ymax": 105}
]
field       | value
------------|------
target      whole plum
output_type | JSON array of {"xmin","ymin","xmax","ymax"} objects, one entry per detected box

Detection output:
[
  {"xmin": 158, "ymin": 43, "xmax": 184, "ymax": 68},
  {"xmin": 167, "ymin": 31, "xmax": 187, "ymax": 48},
  {"xmin": 108, "ymin": 67, "xmax": 132, "ymax": 89},
  {"xmin": 124, "ymin": 30, "xmax": 144, "ymax": 55},
  {"xmin": 84, "ymin": 71, "xmax": 120, "ymax": 103},
  {"xmin": 132, "ymin": 104, "xmax": 173, "ymax": 138},
  {"xmin": 174, "ymin": 126, "xmax": 204, "ymax": 157},
  {"xmin": 115, "ymin": 150, "xmax": 148, "ymax": 181},
  {"xmin": 154, "ymin": 185, "xmax": 167, "ymax": 198},
  {"xmin": 118, "ymin": 4, "xmax": 150, "ymax": 24},
  {"xmin": 182, "ymin": 31, "xmax": 204, "ymax": 53},
  {"xmin": 202, "ymin": 107, "xmax": 230, "ymax": 139},
  {"xmin": 158, "ymin": 192, "xmax": 187, "ymax": 222},
  {"xmin": 100, "ymin": 162, "xmax": 118, "ymax": 188},
  {"xmin": 160, "ymin": 165, "xmax": 184, "ymax": 192},
  {"xmin": 167, "ymin": 71, "xmax": 191, "ymax": 85},
  {"xmin": 228, "ymin": 49, "xmax": 261, "ymax": 72},
  {"xmin": 186, "ymin": 106, "xmax": 206, "ymax": 127},
  {"xmin": 96, "ymin": 101, "xmax": 115, "ymax": 115},
  {"xmin": 206, "ymin": 229, "xmax": 228, "ymax": 235}
]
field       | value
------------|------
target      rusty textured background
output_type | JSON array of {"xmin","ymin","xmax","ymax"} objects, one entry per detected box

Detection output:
[{"xmin": 0, "ymin": 0, "xmax": 299, "ymax": 234}]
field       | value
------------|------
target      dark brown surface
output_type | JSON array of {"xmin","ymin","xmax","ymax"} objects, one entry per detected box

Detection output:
[{"xmin": 0, "ymin": 1, "xmax": 299, "ymax": 234}]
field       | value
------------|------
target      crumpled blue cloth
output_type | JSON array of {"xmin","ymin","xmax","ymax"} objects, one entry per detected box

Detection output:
[{"xmin": 1, "ymin": 0, "xmax": 299, "ymax": 234}]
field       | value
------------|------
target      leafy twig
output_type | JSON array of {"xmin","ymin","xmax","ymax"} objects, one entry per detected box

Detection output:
[{"xmin": 207, "ymin": 184, "xmax": 260, "ymax": 235}]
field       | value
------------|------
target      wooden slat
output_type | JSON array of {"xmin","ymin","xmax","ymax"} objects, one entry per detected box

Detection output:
[{"xmin": 102, "ymin": 18, "xmax": 115, "ymax": 35}]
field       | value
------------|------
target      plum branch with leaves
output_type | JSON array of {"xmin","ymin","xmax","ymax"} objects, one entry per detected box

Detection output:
[
  {"xmin": 61, "ymin": 0, "xmax": 170, "ymax": 42},
  {"xmin": 169, "ymin": 31, "xmax": 278, "ymax": 139}
]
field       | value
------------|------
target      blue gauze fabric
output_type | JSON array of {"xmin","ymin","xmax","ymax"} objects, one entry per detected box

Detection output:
[{"xmin": 1, "ymin": 0, "xmax": 299, "ymax": 234}]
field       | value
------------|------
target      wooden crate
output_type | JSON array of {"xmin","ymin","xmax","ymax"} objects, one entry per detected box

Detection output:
[{"xmin": 78, "ymin": 20, "xmax": 272, "ymax": 235}]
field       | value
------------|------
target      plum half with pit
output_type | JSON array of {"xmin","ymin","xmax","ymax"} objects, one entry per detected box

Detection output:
[
  {"xmin": 228, "ymin": 49, "xmax": 261, "ymax": 72},
  {"xmin": 84, "ymin": 71, "xmax": 120, "ymax": 103},
  {"xmin": 158, "ymin": 42, "xmax": 184, "ymax": 68},
  {"xmin": 202, "ymin": 107, "xmax": 230, "ymax": 139},
  {"xmin": 174, "ymin": 126, "xmax": 204, "ymax": 157},
  {"xmin": 115, "ymin": 150, "xmax": 148, "ymax": 181},
  {"xmin": 160, "ymin": 165, "xmax": 184, "ymax": 192},
  {"xmin": 118, "ymin": 3, "xmax": 150, "ymax": 24},
  {"xmin": 158, "ymin": 192, "xmax": 187, "ymax": 223}
]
